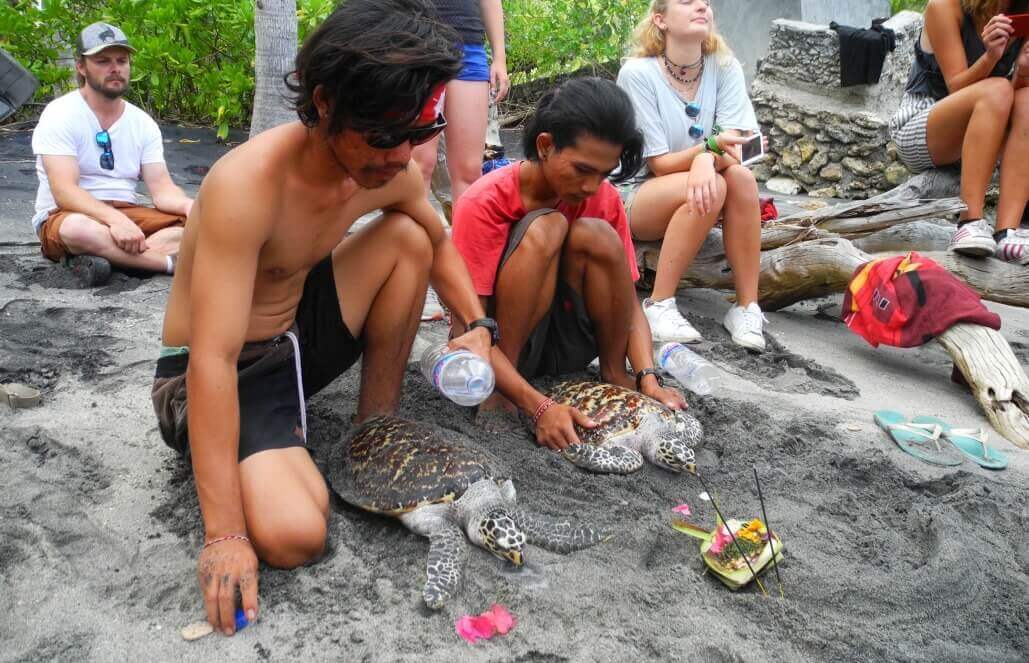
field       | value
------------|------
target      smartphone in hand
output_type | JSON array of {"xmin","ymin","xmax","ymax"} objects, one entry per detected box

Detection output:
[{"xmin": 740, "ymin": 133, "xmax": 766, "ymax": 167}]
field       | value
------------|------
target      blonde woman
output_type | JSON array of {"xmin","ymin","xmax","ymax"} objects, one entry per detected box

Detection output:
[
  {"xmin": 616, "ymin": 0, "xmax": 765, "ymax": 351},
  {"xmin": 890, "ymin": 0, "xmax": 1029, "ymax": 264}
]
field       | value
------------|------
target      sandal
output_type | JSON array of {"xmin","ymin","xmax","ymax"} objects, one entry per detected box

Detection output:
[
  {"xmin": 872, "ymin": 410, "xmax": 963, "ymax": 467},
  {"xmin": 911, "ymin": 416, "xmax": 1007, "ymax": 470}
]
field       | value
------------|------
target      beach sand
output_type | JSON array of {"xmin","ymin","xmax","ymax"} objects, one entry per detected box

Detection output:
[{"xmin": 1, "ymin": 127, "xmax": 1027, "ymax": 662}]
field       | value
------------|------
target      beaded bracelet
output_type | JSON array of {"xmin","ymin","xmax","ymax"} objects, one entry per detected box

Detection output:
[
  {"xmin": 532, "ymin": 398, "xmax": 556, "ymax": 427},
  {"xmin": 203, "ymin": 534, "xmax": 251, "ymax": 550}
]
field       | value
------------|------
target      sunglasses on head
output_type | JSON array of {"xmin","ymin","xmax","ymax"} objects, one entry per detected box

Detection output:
[
  {"xmin": 363, "ymin": 113, "xmax": 447, "ymax": 150},
  {"xmin": 95, "ymin": 130, "xmax": 114, "ymax": 170}
]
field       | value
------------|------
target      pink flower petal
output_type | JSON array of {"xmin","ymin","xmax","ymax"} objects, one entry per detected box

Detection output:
[
  {"xmin": 456, "ymin": 616, "xmax": 482, "ymax": 644},
  {"xmin": 456, "ymin": 615, "xmax": 496, "ymax": 644},
  {"xmin": 709, "ymin": 524, "xmax": 732, "ymax": 555},
  {"xmin": 488, "ymin": 604, "xmax": 516, "ymax": 635},
  {"xmin": 671, "ymin": 503, "xmax": 691, "ymax": 516}
]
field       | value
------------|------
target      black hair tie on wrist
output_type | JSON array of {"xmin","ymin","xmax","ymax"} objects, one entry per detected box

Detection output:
[{"xmin": 635, "ymin": 368, "xmax": 664, "ymax": 392}]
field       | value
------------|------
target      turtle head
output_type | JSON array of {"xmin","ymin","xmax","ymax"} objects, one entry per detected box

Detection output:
[
  {"xmin": 476, "ymin": 508, "xmax": 526, "ymax": 566},
  {"xmin": 638, "ymin": 412, "xmax": 700, "ymax": 474},
  {"xmin": 651, "ymin": 430, "xmax": 697, "ymax": 474}
]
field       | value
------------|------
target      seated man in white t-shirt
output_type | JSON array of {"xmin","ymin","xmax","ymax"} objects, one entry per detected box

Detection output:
[{"xmin": 30, "ymin": 22, "xmax": 193, "ymax": 286}]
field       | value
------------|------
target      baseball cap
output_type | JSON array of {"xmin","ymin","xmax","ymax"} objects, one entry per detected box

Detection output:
[{"xmin": 75, "ymin": 22, "xmax": 136, "ymax": 57}]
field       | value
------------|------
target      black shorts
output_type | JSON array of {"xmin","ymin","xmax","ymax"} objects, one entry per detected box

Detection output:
[
  {"xmin": 151, "ymin": 257, "xmax": 364, "ymax": 461},
  {"xmin": 494, "ymin": 209, "xmax": 599, "ymax": 379}
]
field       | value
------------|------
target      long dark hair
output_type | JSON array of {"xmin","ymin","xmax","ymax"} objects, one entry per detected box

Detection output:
[
  {"xmin": 522, "ymin": 77, "xmax": 645, "ymax": 184},
  {"xmin": 287, "ymin": 0, "xmax": 462, "ymax": 135}
]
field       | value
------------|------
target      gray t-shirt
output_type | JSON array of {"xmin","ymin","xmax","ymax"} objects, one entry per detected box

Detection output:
[{"xmin": 616, "ymin": 55, "xmax": 758, "ymax": 179}]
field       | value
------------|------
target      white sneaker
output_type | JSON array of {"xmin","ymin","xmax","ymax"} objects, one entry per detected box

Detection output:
[
  {"xmin": 643, "ymin": 298, "xmax": 703, "ymax": 344},
  {"xmin": 950, "ymin": 219, "xmax": 996, "ymax": 257},
  {"xmin": 995, "ymin": 229, "xmax": 1029, "ymax": 266},
  {"xmin": 724, "ymin": 303, "xmax": 767, "ymax": 352}
]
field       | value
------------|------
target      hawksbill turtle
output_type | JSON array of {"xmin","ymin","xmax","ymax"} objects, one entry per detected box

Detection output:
[
  {"xmin": 544, "ymin": 380, "xmax": 703, "ymax": 474},
  {"xmin": 327, "ymin": 415, "xmax": 608, "ymax": 609}
]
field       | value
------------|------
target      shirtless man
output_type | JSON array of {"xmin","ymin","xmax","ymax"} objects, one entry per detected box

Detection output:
[{"xmin": 152, "ymin": 0, "xmax": 494, "ymax": 636}]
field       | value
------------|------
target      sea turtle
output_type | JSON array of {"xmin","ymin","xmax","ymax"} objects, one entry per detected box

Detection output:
[
  {"xmin": 327, "ymin": 415, "xmax": 608, "ymax": 609},
  {"xmin": 544, "ymin": 380, "xmax": 703, "ymax": 475}
]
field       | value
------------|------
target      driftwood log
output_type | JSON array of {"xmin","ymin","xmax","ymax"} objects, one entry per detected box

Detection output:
[
  {"xmin": 937, "ymin": 324, "xmax": 1029, "ymax": 449},
  {"xmin": 636, "ymin": 168, "xmax": 1029, "ymax": 309},
  {"xmin": 638, "ymin": 237, "xmax": 1029, "ymax": 311},
  {"xmin": 635, "ymin": 168, "xmax": 1029, "ymax": 447}
]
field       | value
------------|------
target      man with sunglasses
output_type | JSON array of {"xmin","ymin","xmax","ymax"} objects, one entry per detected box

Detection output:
[
  {"xmin": 30, "ymin": 22, "xmax": 192, "ymax": 286},
  {"xmin": 153, "ymin": 0, "xmax": 494, "ymax": 636}
]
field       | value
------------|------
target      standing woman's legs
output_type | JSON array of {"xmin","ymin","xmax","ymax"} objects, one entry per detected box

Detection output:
[{"xmin": 441, "ymin": 79, "xmax": 490, "ymax": 203}]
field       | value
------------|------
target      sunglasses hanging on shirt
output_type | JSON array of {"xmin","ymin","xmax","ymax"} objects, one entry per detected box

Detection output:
[
  {"xmin": 95, "ymin": 130, "xmax": 114, "ymax": 170},
  {"xmin": 684, "ymin": 102, "xmax": 705, "ymax": 140}
]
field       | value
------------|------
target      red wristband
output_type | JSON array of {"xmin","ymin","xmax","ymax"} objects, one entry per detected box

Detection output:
[{"xmin": 532, "ymin": 398, "xmax": 556, "ymax": 427}]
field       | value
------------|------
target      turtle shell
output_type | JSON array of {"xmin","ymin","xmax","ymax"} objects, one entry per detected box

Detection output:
[
  {"xmin": 548, "ymin": 380, "xmax": 671, "ymax": 446},
  {"xmin": 327, "ymin": 415, "xmax": 503, "ymax": 515}
]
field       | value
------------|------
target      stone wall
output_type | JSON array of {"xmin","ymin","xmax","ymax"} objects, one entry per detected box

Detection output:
[
  {"xmin": 712, "ymin": 0, "xmax": 891, "ymax": 80},
  {"xmin": 750, "ymin": 11, "xmax": 922, "ymax": 199}
]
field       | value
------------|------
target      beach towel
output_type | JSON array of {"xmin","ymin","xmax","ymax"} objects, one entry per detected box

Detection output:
[{"xmin": 842, "ymin": 252, "xmax": 1000, "ymax": 348}]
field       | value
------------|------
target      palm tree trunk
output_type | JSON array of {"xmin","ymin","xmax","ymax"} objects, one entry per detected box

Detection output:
[{"xmin": 250, "ymin": 0, "xmax": 298, "ymax": 139}]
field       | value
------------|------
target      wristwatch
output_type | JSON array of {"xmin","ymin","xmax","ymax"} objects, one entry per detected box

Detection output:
[
  {"xmin": 466, "ymin": 317, "xmax": 500, "ymax": 346},
  {"xmin": 635, "ymin": 368, "xmax": 664, "ymax": 392}
]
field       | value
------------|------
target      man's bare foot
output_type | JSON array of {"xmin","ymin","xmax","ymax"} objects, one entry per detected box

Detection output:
[{"xmin": 475, "ymin": 397, "xmax": 521, "ymax": 434}]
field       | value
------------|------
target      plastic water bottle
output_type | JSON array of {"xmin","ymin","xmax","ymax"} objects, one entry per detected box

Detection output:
[
  {"xmin": 657, "ymin": 343, "xmax": 718, "ymax": 396},
  {"xmin": 420, "ymin": 343, "xmax": 495, "ymax": 406}
]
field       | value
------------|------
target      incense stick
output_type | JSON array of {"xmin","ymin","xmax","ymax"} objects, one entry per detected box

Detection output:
[
  {"xmin": 695, "ymin": 474, "xmax": 768, "ymax": 597},
  {"xmin": 753, "ymin": 467, "xmax": 785, "ymax": 599}
]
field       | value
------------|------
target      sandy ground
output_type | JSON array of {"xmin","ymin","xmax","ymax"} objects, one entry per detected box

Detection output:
[{"xmin": 1, "ymin": 126, "xmax": 1028, "ymax": 662}]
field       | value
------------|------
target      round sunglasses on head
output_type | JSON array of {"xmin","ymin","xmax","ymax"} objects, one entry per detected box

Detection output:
[{"xmin": 364, "ymin": 114, "xmax": 447, "ymax": 150}]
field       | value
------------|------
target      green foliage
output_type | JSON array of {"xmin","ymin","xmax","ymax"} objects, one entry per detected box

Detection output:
[
  {"xmin": 505, "ymin": 0, "xmax": 650, "ymax": 82},
  {"xmin": 0, "ymin": 0, "xmax": 332, "ymax": 134},
  {"xmin": 892, "ymin": 0, "xmax": 927, "ymax": 13},
  {"xmin": 0, "ymin": 0, "xmax": 655, "ymax": 130}
]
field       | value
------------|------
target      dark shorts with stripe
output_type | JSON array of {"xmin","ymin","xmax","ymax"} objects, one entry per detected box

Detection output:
[
  {"xmin": 494, "ymin": 208, "xmax": 599, "ymax": 379},
  {"xmin": 151, "ymin": 257, "xmax": 363, "ymax": 461}
]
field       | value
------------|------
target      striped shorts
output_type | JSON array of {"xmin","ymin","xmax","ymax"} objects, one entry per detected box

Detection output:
[{"xmin": 889, "ymin": 93, "xmax": 937, "ymax": 173}]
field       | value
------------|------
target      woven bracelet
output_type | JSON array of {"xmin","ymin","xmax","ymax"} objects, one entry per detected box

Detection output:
[
  {"xmin": 532, "ymin": 398, "xmax": 556, "ymax": 427},
  {"xmin": 203, "ymin": 534, "xmax": 251, "ymax": 551}
]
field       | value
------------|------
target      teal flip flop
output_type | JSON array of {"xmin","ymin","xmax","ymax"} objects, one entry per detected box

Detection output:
[
  {"xmin": 872, "ymin": 410, "xmax": 963, "ymax": 467},
  {"xmin": 911, "ymin": 416, "xmax": 1008, "ymax": 471}
]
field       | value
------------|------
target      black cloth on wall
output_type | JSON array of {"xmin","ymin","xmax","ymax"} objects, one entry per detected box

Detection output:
[{"xmin": 830, "ymin": 18, "xmax": 897, "ymax": 87}]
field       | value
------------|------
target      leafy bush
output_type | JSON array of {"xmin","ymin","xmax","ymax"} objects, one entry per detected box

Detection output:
[
  {"xmin": 0, "ymin": 0, "xmax": 335, "ymax": 134},
  {"xmin": 892, "ymin": 0, "xmax": 927, "ymax": 12},
  {"xmin": 505, "ymin": 0, "xmax": 650, "ymax": 82},
  {"xmin": 0, "ymin": 0, "xmax": 653, "ymax": 131}
]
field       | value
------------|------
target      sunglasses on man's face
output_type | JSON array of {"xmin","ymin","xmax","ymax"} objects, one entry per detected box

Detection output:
[
  {"xmin": 363, "ymin": 114, "xmax": 447, "ymax": 150},
  {"xmin": 95, "ymin": 130, "xmax": 114, "ymax": 170}
]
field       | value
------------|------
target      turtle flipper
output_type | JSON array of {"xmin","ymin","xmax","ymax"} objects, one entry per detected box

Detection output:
[
  {"xmin": 563, "ymin": 443, "xmax": 644, "ymax": 474},
  {"xmin": 422, "ymin": 519, "xmax": 468, "ymax": 610},
  {"xmin": 509, "ymin": 507, "xmax": 610, "ymax": 553}
]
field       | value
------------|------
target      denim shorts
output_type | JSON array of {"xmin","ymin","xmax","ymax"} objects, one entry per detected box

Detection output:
[{"xmin": 458, "ymin": 43, "xmax": 490, "ymax": 82}]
